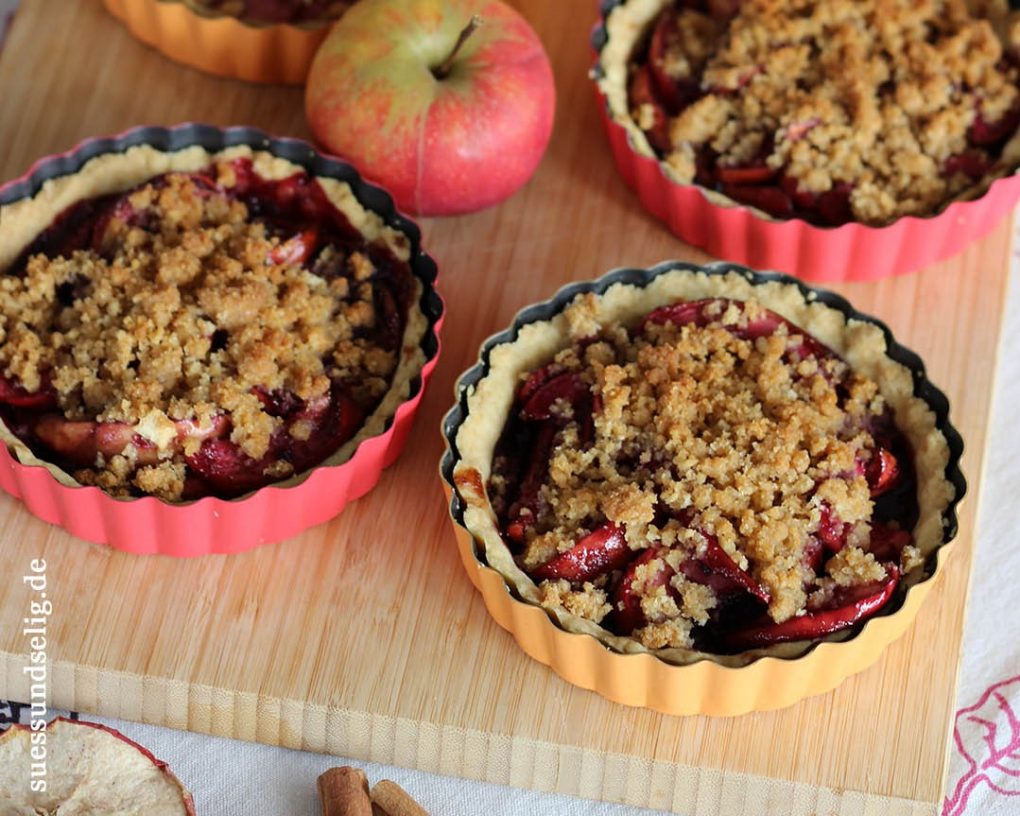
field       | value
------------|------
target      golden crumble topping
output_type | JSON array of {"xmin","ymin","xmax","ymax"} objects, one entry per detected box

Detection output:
[
  {"xmin": 631, "ymin": 0, "xmax": 1020, "ymax": 224},
  {"xmin": 538, "ymin": 579, "xmax": 612, "ymax": 623},
  {"xmin": 0, "ymin": 164, "xmax": 405, "ymax": 500},
  {"xmin": 491, "ymin": 295, "xmax": 916, "ymax": 652}
]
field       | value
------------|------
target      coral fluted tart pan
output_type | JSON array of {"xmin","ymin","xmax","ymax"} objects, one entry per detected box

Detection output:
[
  {"xmin": 441, "ymin": 261, "xmax": 964, "ymax": 715},
  {"xmin": 592, "ymin": 0, "xmax": 1020, "ymax": 281},
  {"xmin": 0, "ymin": 124, "xmax": 443, "ymax": 556}
]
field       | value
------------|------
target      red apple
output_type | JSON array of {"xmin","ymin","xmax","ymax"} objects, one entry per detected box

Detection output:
[{"xmin": 305, "ymin": 0, "xmax": 556, "ymax": 216}]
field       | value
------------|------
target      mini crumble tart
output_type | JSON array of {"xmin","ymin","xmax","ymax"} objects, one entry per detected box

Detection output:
[
  {"xmin": 598, "ymin": 0, "xmax": 1020, "ymax": 227},
  {"xmin": 101, "ymin": 0, "xmax": 333, "ymax": 84},
  {"xmin": 0, "ymin": 143, "xmax": 428, "ymax": 504},
  {"xmin": 451, "ymin": 269, "xmax": 956, "ymax": 665}
]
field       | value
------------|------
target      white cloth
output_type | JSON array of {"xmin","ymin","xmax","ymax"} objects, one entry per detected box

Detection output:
[
  {"xmin": 1, "ymin": 2, "xmax": 1019, "ymax": 812},
  {"xmin": 939, "ymin": 220, "xmax": 1020, "ymax": 816}
]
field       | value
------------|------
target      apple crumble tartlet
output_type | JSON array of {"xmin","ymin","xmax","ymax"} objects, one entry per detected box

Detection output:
[
  {"xmin": 1, "ymin": 143, "xmax": 428, "ymax": 503},
  {"xmin": 447, "ymin": 265, "xmax": 960, "ymax": 670}
]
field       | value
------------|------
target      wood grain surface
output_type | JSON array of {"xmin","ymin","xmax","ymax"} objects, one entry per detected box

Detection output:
[{"xmin": 0, "ymin": 1, "xmax": 1012, "ymax": 813}]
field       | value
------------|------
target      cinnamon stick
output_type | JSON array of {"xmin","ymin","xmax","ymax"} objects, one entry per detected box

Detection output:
[
  {"xmin": 318, "ymin": 767, "xmax": 372, "ymax": 816},
  {"xmin": 370, "ymin": 780, "xmax": 430, "ymax": 816}
]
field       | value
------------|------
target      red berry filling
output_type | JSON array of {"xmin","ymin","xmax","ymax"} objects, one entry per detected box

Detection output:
[{"xmin": 489, "ymin": 297, "xmax": 918, "ymax": 653}]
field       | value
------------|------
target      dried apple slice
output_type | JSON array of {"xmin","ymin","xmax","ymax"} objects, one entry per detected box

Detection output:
[{"xmin": 0, "ymin": 717, "xmax": 195, "ymax": 815}]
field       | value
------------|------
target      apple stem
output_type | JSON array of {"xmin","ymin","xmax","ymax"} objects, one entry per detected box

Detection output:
[{"xmin": 432, "ymin": 15, "xmax": 483, "ymax": 80}]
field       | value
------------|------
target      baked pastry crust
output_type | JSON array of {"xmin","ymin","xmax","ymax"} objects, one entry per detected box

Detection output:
[
  {"xmin": 597, "ymin": 0, "xmax": 1020, "ymax": 226},
  {"xmin": 452, "ymin": 269, "xmax": 954, "ymax": 666},
  {"xmin": 0, "ymin": 144, "xmax": 427, "ymax": 501}
]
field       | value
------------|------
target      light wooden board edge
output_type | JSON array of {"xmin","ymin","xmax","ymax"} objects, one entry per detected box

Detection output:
[
  {"xmin": 0, "ymin": 0, "xmax": 1013, "ymax": 808},
  {"xmin": 2, "ymin": 655, "xmax": 937, "ymax": 816}
]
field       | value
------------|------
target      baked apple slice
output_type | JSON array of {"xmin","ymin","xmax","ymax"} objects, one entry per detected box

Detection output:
[
  {"xmin": 723, "ymin": 565, "xmax": 900, "ymax": 649},
  {"xmin": 862, "ymin": 447, "xmax": 901, "ymax": 497},
  {"xmin": 613, "ymin": 547, "xmax": 673, "ymax": 635},
  {"xmin": 33, "ymin": 414, "xmax": 229, "ymax": 468},
  {"xmin": 647, "ymin": 7, "xmax": 704, "ymax": 114},
  {"xmin": 969, "ymin": 104, "xmax": 1020, "ymax": 147},
  {"xmin": 628, "ymin": 65, "xmax": 673, "ymax": 154},
  {"xmin": 643, "ymin": 298, "xmax": 833, "ymax": 360},
  {"xmin": 0, "ymin": 375, "xmax": 57, "ymax": 409},
  {"xmin": 519, "ymin": 371, "xmax": 590, "ymax": 421},
  {"xmin": 611, "ymin": 533, "xmax": 770, "ymax": 635},
  {"xmin": 269, "ymin": 226, "xmax": 319, "ymax": 267},
  {"xmin": 531, "ymin": 522, "xmax": 631, "ymax": 583}
]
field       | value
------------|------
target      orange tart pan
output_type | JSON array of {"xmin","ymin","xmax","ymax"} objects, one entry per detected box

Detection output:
[
  {"xmin": 102, "ymin": 0, "xmax": 332, "ymax": 84},
  {"xmin": 0, "ymin": 123, "xmax": 444, "ymax": 556},
  {"xmin": 591, "ymin": 0, "xmax": 1020, "ymax": 282},
  {"xmin": 440, "ymin": 261, "xmax": 965, "ymax": 715}
]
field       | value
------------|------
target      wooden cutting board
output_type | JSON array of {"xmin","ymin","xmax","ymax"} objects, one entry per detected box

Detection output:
[{"xmin": 0, "ymin": 1, "xmax": 1010, "ymax": 813}]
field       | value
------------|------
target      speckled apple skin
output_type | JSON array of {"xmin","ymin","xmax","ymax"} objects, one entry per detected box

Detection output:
[{"xmin": 306, "ymin": 0, "xmax": 556, "ymax": 217}]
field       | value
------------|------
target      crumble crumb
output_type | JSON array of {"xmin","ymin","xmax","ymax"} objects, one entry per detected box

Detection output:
[
  {"xmin": 634, "ymin": 618, "xmax": 694, "ymax": 649},
  {"xmin": 900, "ymin": 544, "xmax": 925, "ymax": 574},
  {"xmin": 538, "ymin": 579, "xmax": 612, "ymax": 623},
  {"xmin": 826, "ymin": 546, "xmax": 888, "ymax": 587}
]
